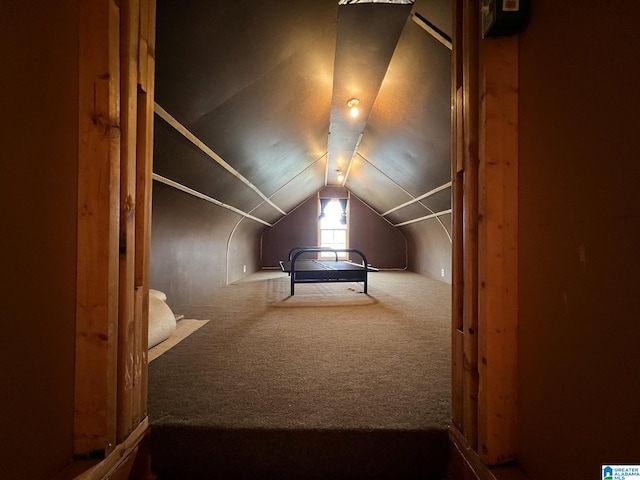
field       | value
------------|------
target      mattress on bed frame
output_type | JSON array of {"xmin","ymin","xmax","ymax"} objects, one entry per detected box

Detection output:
[{"xmin": 279, "ymin": 247, "xmax": 376, "ymax": 294}]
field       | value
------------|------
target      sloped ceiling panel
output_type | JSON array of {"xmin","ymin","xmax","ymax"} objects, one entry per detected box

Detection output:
[
  {"xmin": 154, "ymin": 0, "xmax": 339, "ymax": 219},
  {"xmin": 419, "ymin": 187, "xmax": 451, "ymax": 213},
  {"xmin": 249, "ymin": 161, "xmax": 327, "ymax": 224},
  {"xmin": 152, "ymin": 0, "xmax": 453, "ymax": 230},
  {"xmin": 354, "ymin": 17, "xmax": 452, "ymax": 199},
  {"xmin": 414, "ymin": 0, "xmax": 453, "ymax": 39},
  {"xmin": 153, "ymin": 118, "xmax": 268, "ymax": 214},
  {"xmin": 190, "ymin": 29, "xmax": 335, "ymax": 198},
  {"xmin": 155, "ymin": 0, "xmax": 339, "ymax": 127},
  {"xmin": 346, "ymin": 154, "xmax": 415, "ymax": 213},
  {"xmin": 327, "ymin": 3, "xmax": 413, "ymax": 184}
]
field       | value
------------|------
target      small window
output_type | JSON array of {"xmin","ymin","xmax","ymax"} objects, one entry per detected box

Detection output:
[{"xmin": 318, "ymin": 198, "xmax": 348, "ymax": 258}]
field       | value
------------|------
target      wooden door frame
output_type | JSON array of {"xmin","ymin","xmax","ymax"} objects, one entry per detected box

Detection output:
[
  {"xmin": 451, "ymin": 0, "xmax": 519, "ymax": 471},
  {"xmin": 73, "ymin": 0, "xmax": 156, "ymax": 470},
  {"xmin": 72, "ymin": 0, "xmax": 519, "ymax": 475}
]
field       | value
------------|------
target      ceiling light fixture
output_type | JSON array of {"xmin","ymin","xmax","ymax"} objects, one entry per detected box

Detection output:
[
  {"xmin": 347, "ymin": 98, "xmax": 360, "ymax": 118},
  {"xmin": 335, "ymin": 169, "xmax": 345, "ymax": 183}
]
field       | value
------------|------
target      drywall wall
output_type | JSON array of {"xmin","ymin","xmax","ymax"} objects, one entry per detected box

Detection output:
[
  {"xmin": 403, "ymin": 215, "xmax": 452, "ymax": 282},
  {"xmin": 261, "ymin": 189, "xmax": 408, "ymax": 269},
  {"xmin": 150, "ymin": 181, "xmax": 260, "ymax": 311},
  {"xmin": 0, "ymin": 1, "xmax": 78, "ymax": 478},
  {"xmin": 517, "ymin": 1, "xmax": 640, "ymax": 478},
  {"xmin": 228, "ymin": 217, "xmax": 265, "ymax": 283},
  {"xmin": 261, "ymin": 195, "xmax": 322, "ymax": 267},
  {"xmin": 349, "ymin": 195, "xmax": 407, "ymax": 269}
]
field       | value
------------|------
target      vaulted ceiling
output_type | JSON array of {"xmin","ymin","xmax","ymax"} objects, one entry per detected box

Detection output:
[{"xmin": 153, "ymin": 0, "xmax": 452, "ymax": 228}]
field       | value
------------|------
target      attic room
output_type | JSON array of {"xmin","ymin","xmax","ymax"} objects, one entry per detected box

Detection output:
[
  {"xmin": 148, "ymin": 0, "xmax": 453, "ymax": 306},
  {"xmin": 2, "ymin": 1, "xmax": 640, "ymax": 480}
]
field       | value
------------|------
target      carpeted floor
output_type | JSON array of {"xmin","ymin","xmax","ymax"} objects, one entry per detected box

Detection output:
[{"xmin": 148, "ymin": 270, "xmax": 451, "ymax": 479}]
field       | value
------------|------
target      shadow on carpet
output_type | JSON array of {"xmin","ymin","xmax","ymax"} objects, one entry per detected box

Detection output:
[{"xmin": 150, "ymin": 426, "xmax": 449, "ymax": 479}]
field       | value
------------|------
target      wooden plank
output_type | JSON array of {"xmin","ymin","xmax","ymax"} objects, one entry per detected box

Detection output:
[
  {"xmin": 136, "ymin": 89, "xmax": 152, "ymax": 421},
  {"xmin": 132, "ymin": 287, "xmax": 144, "ymax": 431},
  {"xmin": 451, "ymin": 328, "xmax": 465, "ymax": 429},
  {"xmin": 137, "ymin": 0, "xmax": 149, "ymax": 91},
  {"xmin": 448, "ymin": 424, "xmax": 499, "ymax": 480},
  {"xmin": 148, "ymin": 320, "xmax": 209, "ymax": 362},
  {"xmin": 477, "ymin": 33, "xmax": 519, "ymax": 466},
  {"xmin": 450, "ymin": 0, "xmax": 464, "ymax": 433},
  {"xmin": 72, "ymin": 419, "xmax": 149, "ymax": 480},
  {"xmin": 75, "ymin": 0, "xmax": 121, "ymax": 457},
  {"xmin": 117, "ymin": 0, "xmax": 140, "ymax": 443},
  {"xmin": 461, "ymin": 0, "xmax": 480, "ymax": 450},
  {"xmin": 456, "ymin": 87, "xmax": 464, "ymax": 173},
  {"xmin": 135, "ymin": 0, "xmax": 157, "ymax": 422},
  {"xmin": 135, "ymin": 0, "xmax": 156, "ymax": 288}
]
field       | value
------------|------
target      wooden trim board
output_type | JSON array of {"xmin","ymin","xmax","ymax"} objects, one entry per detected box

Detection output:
[
  {"xmin": 148, "ymin": 319, "xmax": 210, "ymax": 362},
  {"xmin": 75, "ymin": 0, "xmax": 121, "ymax": 456},
  {"xmin": 477, "ymin": 33, "xmax": 519, "ymax": 466}
]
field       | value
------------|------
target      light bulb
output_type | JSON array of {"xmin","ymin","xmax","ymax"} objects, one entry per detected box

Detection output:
[{"xmin": 347, "ymin": 98, "xmax": 360, "ymax": 118}]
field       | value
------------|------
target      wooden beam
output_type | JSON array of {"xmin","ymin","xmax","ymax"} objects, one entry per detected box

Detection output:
[
  {"xmin": 450, "ymin": 0, "xmax": 464, "ymax": 433},
  {"xmin": 462, "ymin": 0, "xmax": 480, "ymax": 451},
  {"xmin": 455, "ymin": 87, "xmax": 464, "ymax": 174},
  {"xmin": 132, "ymin": 286, "xmax": 144, "ymax": 428},
  {"xmin": 74, "ymin": 0, "xmax": 155, "ymax": 469},
  {"xmin": 117, "ymin": 0, "xmax": 140, "ymax": 443},
  {"xmin": 477, "ymin": 33, "xmax": 519, "ymax": 466},
  {"xmin": 451, "ymin": 327, "xmax": 465, "ymax": 428},
  {"xmin": 448, "ymin": 424, "xmax": 499, "ymax": 480},
  {"xmin": 73, "ymin": 420, "xmax": 149, "ymax": 480},
  {"xmin": 137, "ymin": 0, "xmax": 149, "ymax": 91},
  {"xmin": 75, "ymin": 0, "xmax": 121, "ymax": 457},
  {"xmin": 135, "ymin": 0, "xmax": 156, "ymax": 423}
]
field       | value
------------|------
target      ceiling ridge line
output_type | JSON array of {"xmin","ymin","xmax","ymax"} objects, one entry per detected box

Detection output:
[
  {"xmin": 154, "ymin": 102, "xmax": 287, "ymax": 216},
  {"xmin": 152, "ymin": 173, "xmax": 272, "ymax": 227},
  {"xmin": 327, "ymin": 2, "xmax": 412, "ymax": 184},
  {"xmin": 341, "ymin": 133, "xmax": 363, "ymax": 186},
  {"xmin": 381, "ymin": 181, "xmax": 452, "ymax": 216},
  {"xmin": 324, "ymin": 133, "xmax": 330, "ymax": 187}
]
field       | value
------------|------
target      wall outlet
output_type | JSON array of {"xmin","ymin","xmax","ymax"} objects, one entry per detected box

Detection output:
[
  {"xmin": 440, "ymin": 268, "xmax": 445, "ymax": 277},
  {"xmin": 243, "ymin": 265, "xmax": 247, "ymax": 273}
]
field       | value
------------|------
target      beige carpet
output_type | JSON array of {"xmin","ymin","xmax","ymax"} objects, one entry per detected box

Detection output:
[{"xmin": 148, "ymin": 270, "xmax": 452, "ymax": 479}]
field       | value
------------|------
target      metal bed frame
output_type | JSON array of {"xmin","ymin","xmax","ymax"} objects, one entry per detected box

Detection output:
[{"xmin": 279, "ymin": 246, "xmax": 377, "ymax": 295}]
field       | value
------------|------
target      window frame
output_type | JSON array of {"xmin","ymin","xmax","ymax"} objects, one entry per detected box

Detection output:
[{"xmin": 317, "ymin": 195, "xmax": 349, "ymax": 259}]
